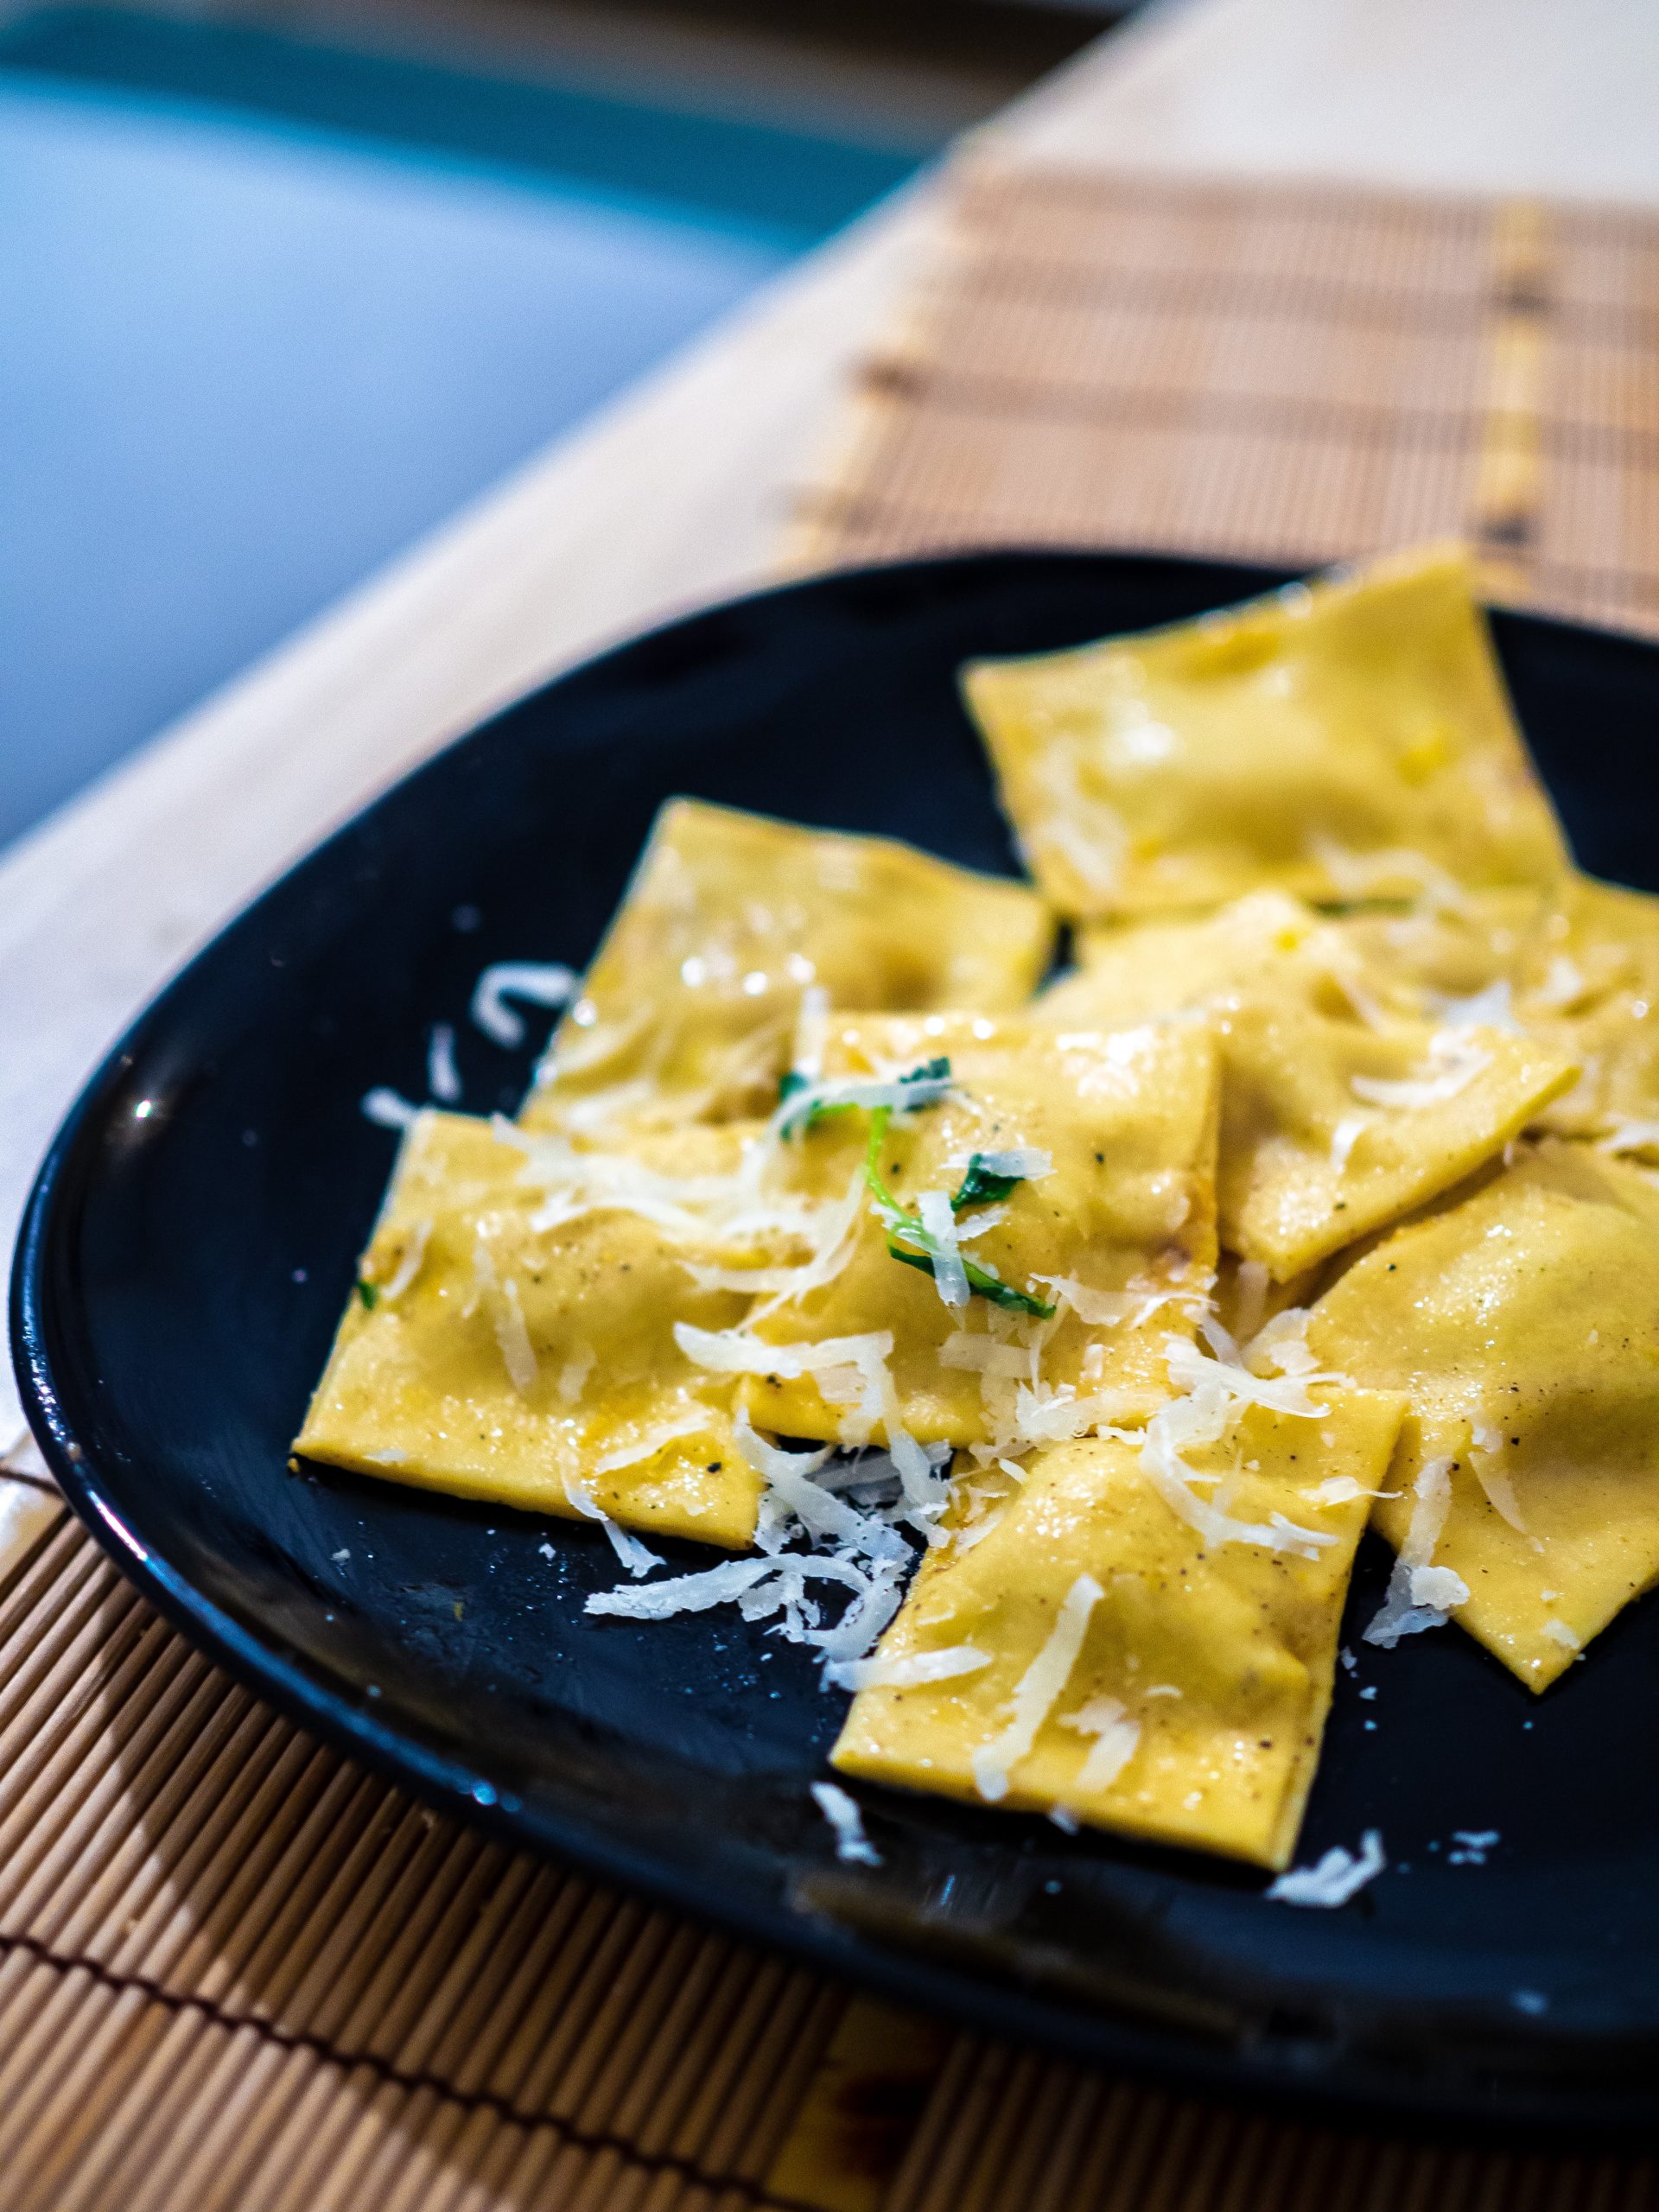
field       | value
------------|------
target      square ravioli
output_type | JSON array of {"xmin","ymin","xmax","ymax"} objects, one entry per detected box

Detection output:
[
  {"xmin": 1034, "ymin": 893, "xmax": 1578, "ymax": 1280},
  {"xmin": 702, "ymin": 1014, "xmax": 1219, "ymax": 1452},
  {"xmin": 1307, "ymin": 1141, "xmax": 1659, "ymax": 1690},
  {"xmin": 1334, "ymin": 874, "xmax": 1659, "ymax": 1142},
  {"xmin": 295, "ymin": 1109, "xmax": 831, "ymax": 1548},
  {"xmin": 831, "ymin": 1380, "xmax": 1405, "ymax": 1869},
  {"xmin": 1517, "ymin": 877, "xmax": 1659, "ymax": 1141},
  {"xmin": 960, "ymin": 544, "xmax": 1567, "ymax": 920},
  {"xmin": 521, "ymin": 799, "xmax": 1053, "ymax": 1135}
]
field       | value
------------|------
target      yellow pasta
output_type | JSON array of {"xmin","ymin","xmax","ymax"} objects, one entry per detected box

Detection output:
[{"xmin": 961, "ymin": 543, "xmax": 1567, "ymax": 920}]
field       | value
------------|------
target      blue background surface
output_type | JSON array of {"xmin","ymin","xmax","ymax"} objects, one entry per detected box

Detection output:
[{"xmin": 0, "ymin": 11, "xmax": 919, "ymax": 846}]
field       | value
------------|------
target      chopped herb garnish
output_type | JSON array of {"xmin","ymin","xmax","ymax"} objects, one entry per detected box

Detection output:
[
  {"xmin": 900, "ymin": 1055, "xmax": 952, "ymax": 1087},
  {"xmin": 886, "ymin": 1242, "xmax": 1054, "ymax": 1316},
  {"xmin": 777, "ymin": 1055, "xmax": 954, "ymax": 1138},
  {"xmin": 863, "ymin": 1109, "xmax": 1055, "ymax": 1319},
  {"xmin": 951, "ymin": 1153, "xmax": 1027, "ymax": 1211},
  {"xmin": 356, "ymin": 1278, "xmax": 379, "ymax": 1311}
]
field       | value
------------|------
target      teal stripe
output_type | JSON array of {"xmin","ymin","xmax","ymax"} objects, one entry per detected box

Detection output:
[{"xmin": 0, "ymin": 7, "xmax": 922, "ymax": 245}]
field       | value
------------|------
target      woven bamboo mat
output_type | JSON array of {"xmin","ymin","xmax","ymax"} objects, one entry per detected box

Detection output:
[
  {"xmin": 8, "ymin": 165, "xmax": 1659, "ymax": 2209},
  {"xmin": 786, "ymin": 166, "xmax": 1659, "ymax": 634}
]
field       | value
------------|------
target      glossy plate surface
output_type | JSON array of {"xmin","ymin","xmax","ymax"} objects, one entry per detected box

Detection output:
[{"xmin": 18, "ymin": 551, "xmax": 1659, "ymax": 2136}]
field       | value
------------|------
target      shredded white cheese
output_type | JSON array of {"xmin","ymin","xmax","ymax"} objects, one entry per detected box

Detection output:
[
  {"xmin": 971, "ymin": 1573, "xmax": 1102, "ymax": 1802},
  {"xmin": 1136, "ymin": 1339, "xmax": 1338, "ymax": 1560},
  {"xmin": 1351, "ymin": 1033, "xmax": 1492, "ymax": 1111},
  {"xmin": 1529, "ymin": 955, "xmax": 1586, "ymax": 1011},
  {"xmin": 470, "ymin": 961, "xmax": 577, "ymax": 1048},
  {"xmin": 918, "ymin": 1189, "xmax": 970, "ymax": 1309},
  {"xmin": 1597, "ymin": 1119, "xmax": 1659, "ymax": 1158},
  {"xmin": 772, "ymin": 1065, "xmax": 955, "ymax": 1140},
  {"xmin": 826, "ymin": 1645, "xmax": 989, "ymax": 1691},
  {"xmin": 1031, "ymin": 1276, "xmax": 1137, "ymax": 1326},
  {"xmin": 593, "ymin": 1411, "xmax": 709, "ymax": 1475},
  {"xmin": 810, "ymin": 1781, "xmax": 881, "ymax": 1866},
  {"xmin": 426, "ymin": 1023, "xmax": 462, "ymax": 1103},
  {"xmin": 362, "ymin": 1087, "xmax": 420, "ymax": 1129},
  {"xmin": 1328, "ymin": 1115, "xmax": 1370, "ymax": 1174},
  {"xmin": 1243, "ymin": 1307, "xmax": 1319, "ymax": 1380},
  {"xmin": 557, "ymin": 1345, "xmax": 594, "ymax": 1404},
  {"xmin": 974, "ymin": 1147, "xmax": 1052, "ymax": 1180},
  {"xmin": 1429, "ymin": 980, "xmax": 1522, "ymax": 1033},
  {"xmin": 1059, "ymin": 1694, "xmax": 1141, "ymax": 1791},
  {"xmin": 563, "ymin": 1478, "xmax": 664, "ymax": 1578},
  {"xmin": 1268, "ymin": 1829, "xmax": 1387, "ymax": 1907},
  {"xmin": 381, "ymin": 1218, "xmax": 432, "ymax": 1305},
  {"xmin": 1364, "ymin": 1456, "xmax": 1467, "ymax": 1646}
]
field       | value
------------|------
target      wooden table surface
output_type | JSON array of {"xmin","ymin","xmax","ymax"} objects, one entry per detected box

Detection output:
[{"xmin": 3, "ymin": 0, "xmax": 1657, "ymax": 1475}]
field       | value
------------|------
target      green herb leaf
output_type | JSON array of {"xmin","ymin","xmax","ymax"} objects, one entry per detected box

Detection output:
[
  {"xmin": 858, "ymin": 1086, "xmax": 1051, "ymax": 1316},
  {"xmin": 950, "ymin": 1153, "xmax": 1026, "ymax": 1211},
  {"xmin": 900, "ymin": 1055, "xmax": 952, "ymax": 1087},
  {"xmin": 356, "ymin": 1278, "xmax": 379, "ymax": 1311},
  {"xmin": 885, "ymin": 1240, "xmax": 1055, "ymax": 1319}
]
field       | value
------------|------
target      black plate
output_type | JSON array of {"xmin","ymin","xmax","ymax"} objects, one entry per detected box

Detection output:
[{"xmin": 18, "ymin": 550, "xmax": 1659, "ymax": 2139}]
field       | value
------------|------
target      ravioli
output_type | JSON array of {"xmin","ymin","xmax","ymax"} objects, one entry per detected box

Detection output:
[
  {"xmin": 720, "ymin": 1014, "xmax": 1219, "ymax": 1451},
  {"xmin": 295, "ymin": 1110, "xmax": 817, "ymax": 1546},
  {"xmin": 1033, "ymin": 893, "xmax": 1577, "ymax": 1280},
  {"xmin": 1330, "ymin": 887, "xmax": 1547, "ymax": 1007},
  {"xmin": 831, "ymin": 1385, "xmax": 1405, "ymax": 1868},
  {"xmin": 1307, "ymin": 1141, "xmax": 1659, "ymax": 1689},
  {"xmin": 521, "ymin": 800, "xmax": 1053, "ymax": 1135},
  {"xmin": 960, "ymin": 544, "xmax": 1567, "ymax": 920},
  {"xmin": 1516, "ymin": 876, "xmax": 1659, "ymax": 1141},
  {"xmin": 1217, "ymin": 993, "xmax": 1576, "ymax": 1280}
]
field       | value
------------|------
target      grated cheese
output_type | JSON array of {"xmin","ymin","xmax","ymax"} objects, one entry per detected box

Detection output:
[
  {"xmin": 1351, "ymin": 1032, "xmax": 1492, "ymax": 1110},
  {"xmin": 362, "ymin": 1087, "xmax": 420, "ymax": 1130},
  {"xmin": 974, "ymin": 1147, "xmax": 1053, "ymax": 1179},
  {"xmin": 1059, "ymin": 1694, "xmax": 1141, "ymax": 1792},
  {"xmin": 1267, "ymin": 1829, "xmax": 1386, "ymax": 1906},
  {"xmin": 1429, "ymin": 980, "xmax": 1522, "ymax": 1033},
  {"xmin": 918, "ymin": 1189, "xmax": 970, "ymax": 1309},
  {"xmin": 593, "ymin": 1411, "xmax": 709, "ymax": 1475},
  {"xmin": 826, "ymin": 1645, "xmax": 989, "ymax": 1692},
  {"xmin": 381, "ymin": 1218, "xmax": 432, "ymax": 1305},
  {"xmin": 1243, "ymin": 1307, "xmax": 1319, "ymax": 1379},
  {"xmin": 470, "ymin": 961, "xmax": 576, "ymax": 1049},
  {"xmin": 1136, "ymin": 1340, "xmax": 1338, "ymax": 1559},
  {"xmin": 1597, "ymin": 1119, "xmax": 1659, "ymax": 1158},
  {"xmin": 563, "ymin": 1478, "xmax": 664, "ymax": 1578},
  {"xmin": 810, "ymin": 1781, "xmax": 881, "ymax": 1866},
  {"xmin": 1031, "ymin": 1275, "xmax": 1137, "ymax": 1326},
  {"xmin": 1364, "ymin": 1456, "xmax": 1467, "ymax": 1646},
  {"xmin": 771, "ymin": 1065, "xmax": 955, "ymax": 1140},
  {"xmin": 427, "ymin": 1024, "xmax": 462, "ymax": 1103},
  {"xmin": 971, "ymin": 1573, "xmax": 1103, "ymax": 1802},
  {"xmin": 1529, "ymin": 955, "xmax": 1586, "ymax": 1012},
  {"xmin": 1328, "ymin": 1115, "xmax": 1370, "ymax": 1174}
]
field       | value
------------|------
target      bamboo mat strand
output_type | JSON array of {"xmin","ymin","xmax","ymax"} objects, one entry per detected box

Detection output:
[
  {"xmin": 8, "ymin": 164, "xmax": 1659, "ymax": 2211},
  {"xmin": 786, "ymin": 168, "xmax": 1659, "ymax": 640}
]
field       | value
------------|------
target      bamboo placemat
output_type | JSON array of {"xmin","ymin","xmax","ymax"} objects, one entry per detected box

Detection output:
[
  {"xmin": 786, "ymin": 166, "xmax": 1659, "ymax": 634},
  {"xmin": 8, "ymin": 166, "xmax": 1659, "ymax": 2209}
]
